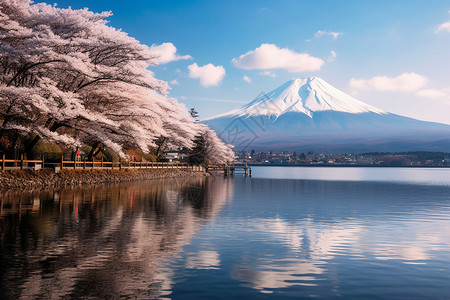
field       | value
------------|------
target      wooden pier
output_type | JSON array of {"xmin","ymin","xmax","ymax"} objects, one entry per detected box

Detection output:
[{"xmin": 207, "ymin": 164, "xmax": 252, "ymax": 177}]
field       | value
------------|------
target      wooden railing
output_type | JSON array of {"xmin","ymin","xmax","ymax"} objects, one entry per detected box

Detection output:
[
  {"xmin": 1, "ymin": 154, "xmax": 45, "ymax": 170},
  {"xmin": 0, "ymin": 154, "xmax": 204, "ymax": 171}
]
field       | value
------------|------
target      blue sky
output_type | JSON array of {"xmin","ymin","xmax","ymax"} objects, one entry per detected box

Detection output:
[{"xmin": 51, "ymin": 0, "xmax": 450, "ymax": 124}]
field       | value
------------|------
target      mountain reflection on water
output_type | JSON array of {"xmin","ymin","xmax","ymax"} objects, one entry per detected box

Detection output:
[
  {"xmin": 2, "ymin": 170, "xmax": 450, "ymax": 299},
  {"xmin": 0, "ymin": 176, "xmax": 233, "ymax": 299}
]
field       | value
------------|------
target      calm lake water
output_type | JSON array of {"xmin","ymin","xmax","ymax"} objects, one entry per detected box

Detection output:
[{"xmin": 2, "ymin": 167, "xmax": 450, "ymax": 299}]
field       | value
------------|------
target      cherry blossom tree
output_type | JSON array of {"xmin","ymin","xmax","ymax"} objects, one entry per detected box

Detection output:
[{"xmin": 0, "ymin": 0, "xmax": 232, "ymax": 162}]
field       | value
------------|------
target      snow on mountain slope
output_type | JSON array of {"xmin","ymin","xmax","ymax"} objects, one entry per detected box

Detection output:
[
  {"xmin": 204, "ymin": 77, "xmax": 384, "ymax": 120},
  {"xmin": 203, "ymin": 77, "xmax": 450, "ymax": 152}
]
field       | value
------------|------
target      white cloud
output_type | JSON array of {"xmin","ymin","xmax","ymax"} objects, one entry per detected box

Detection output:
[
  {"xmin": 416, "ymin": 88, "xmax": 450, "ymax": 99},
  {"xmin": 314, "ymin": 30, "xmax": 343, "ymax": 40},
  {"xmin": 349, "ymin": 72, "xmax": 428, "ymax": 93},
  {"xmin": 260, "ymin": 71, "xmax": 277, "ymax": 78},
  {"xmin": 188, "ymin": 63, "xmax": 226, "ymax": 87},
  {"xmin": 170, "ymin": 79, "xmax": 179, "ymax": 85},
  {"xmin": 436, "ymin": 21, "xmax": 450, "ymax": 33},
  {"xmin": 149, "ymin": 42, "xmax": 192, "ymax": 64},
  {"xmin": 232, "ymin": 43, "xmax": 324, "ymax": 73},
  {"xmin": 327, "ymin": 50, "xmax": 337, "ymax": 62},
  {"xmin": 243, "ymin": 75, "xmax": 252, "ymax": 83}
]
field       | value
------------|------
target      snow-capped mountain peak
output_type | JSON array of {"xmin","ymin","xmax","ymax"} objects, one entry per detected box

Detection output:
[
  {"xmin": 203, "ymin": 77, "xmax": 450, "ymax": 152},
  {"xmin": 206, "ymin": 77, "xmax": 385, "ymax": 120}
]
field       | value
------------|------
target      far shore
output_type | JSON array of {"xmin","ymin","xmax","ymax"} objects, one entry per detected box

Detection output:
[{"xmin": 243, "ymin": 164, "xmax": 450, "ymax": 168}]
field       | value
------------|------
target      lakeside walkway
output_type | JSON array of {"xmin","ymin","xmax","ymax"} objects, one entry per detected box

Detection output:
[{"xmin": 1, "ymin": 155, "xmax": 204, "ymax": 172}]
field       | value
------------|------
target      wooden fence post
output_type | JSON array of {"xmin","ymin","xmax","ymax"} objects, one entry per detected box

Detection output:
[
  {"xmin": 119, "ymin": 160, "xmax": 122, "ymax": 170},
  {"xmin": 101, "ymin": 157, "xmax": 104, "ymax": 168},
  {"xmin": 61, "ymin": 154, "xmax": 64, "ymax": 169},
  {"xmin": 83, "ymin": 160, "xmax": 86, "ymax": 170},
  {"xmin": 20, "ymin": 154, "xmax": 24, "ymax": 170},
  {"xmin": 2, "ymin": 154, "xmax": 5, "ymax": 170},
  {"xmin": 42, "ymin": 154, "xmax": 45, "ymax": 168},
  {"xmin": 92, "ymin": 158, "xmax": 94, "ymax": 170}
]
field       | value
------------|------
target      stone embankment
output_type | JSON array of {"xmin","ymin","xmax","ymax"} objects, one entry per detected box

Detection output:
[{"xmin": 0, "ymin": 168, "xmax": 206, "ymax": 190}]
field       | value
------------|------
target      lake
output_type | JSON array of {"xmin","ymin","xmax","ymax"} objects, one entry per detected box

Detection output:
[{"xmin": 1, "ymin": 167, "xmax": 450, "ymax": 299}]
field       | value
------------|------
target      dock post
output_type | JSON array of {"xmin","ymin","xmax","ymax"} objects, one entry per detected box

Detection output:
[
  {"xmin": 2, "ymin": 154, "xmax": 5, "ymax": 170},
  {"xmin": 249, "ymin": 168, "xmax": 252, "ymax": 177},
  {"xmin": 61, "ymin": 154, "xmax": 64, "ymax": 169}
]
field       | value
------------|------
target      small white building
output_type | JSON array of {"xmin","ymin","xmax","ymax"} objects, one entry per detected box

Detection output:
[{"xmin": 164, "ymin": 151, "xmax": 181, "ymax": 162}]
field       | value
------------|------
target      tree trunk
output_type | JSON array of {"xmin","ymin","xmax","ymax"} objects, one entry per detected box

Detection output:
[
  {"xmin": 87, "ymin": 141, "xmax": 100, "ymax": 161},
  {"xmin": 93, "ymin": 147, "xmax": 102, "ymax": 157},
  {"xmin": 155, "ymin": 137, "xmax": 167, "ymax": 158},
  {"xmin": 24, "ymin": 135, "xmax": 41, "ymax": 157}
]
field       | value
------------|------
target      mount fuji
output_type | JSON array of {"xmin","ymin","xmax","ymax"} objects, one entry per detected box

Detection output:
[{"xmin": 203, "ymin": 77, "xmax": 450, "ymax": 152}]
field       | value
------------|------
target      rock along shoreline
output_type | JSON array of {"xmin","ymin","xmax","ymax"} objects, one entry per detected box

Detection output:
[{"xmin": 0, "ymin": 168, "xmax": 207, "ymax": 190}]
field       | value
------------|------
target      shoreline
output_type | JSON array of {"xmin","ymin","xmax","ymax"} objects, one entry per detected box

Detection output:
[{"xmin": 0, "ymin": 168, "xmax": 207, "ymax": 191}]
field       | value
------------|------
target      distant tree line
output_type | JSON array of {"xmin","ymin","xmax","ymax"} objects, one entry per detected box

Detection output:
[{"xmin": 361, "ymin": 152, "xmax": 450, "ymax": 161}]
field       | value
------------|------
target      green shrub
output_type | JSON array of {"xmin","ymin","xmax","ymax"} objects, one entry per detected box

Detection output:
[{"xmin": 30, "ymin": 138, "xmax": 62, "ymax": 160}]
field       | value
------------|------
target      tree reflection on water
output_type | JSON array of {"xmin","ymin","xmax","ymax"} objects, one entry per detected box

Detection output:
[{"xmin": 0, "ymin": 176, "xmax": 234, "ymax": 299}]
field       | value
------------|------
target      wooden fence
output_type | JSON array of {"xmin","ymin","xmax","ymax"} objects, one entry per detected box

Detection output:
[{"xmin": 1, "ymin": 154, "xmax": 204, "ymax": 171}]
